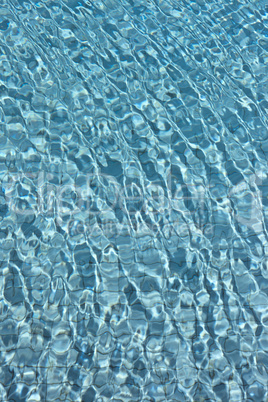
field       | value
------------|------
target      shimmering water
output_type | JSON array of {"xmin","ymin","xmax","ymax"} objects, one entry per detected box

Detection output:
[{"xmin": 0, "ymin": 0, "xmax": 268, "ymax": 401}]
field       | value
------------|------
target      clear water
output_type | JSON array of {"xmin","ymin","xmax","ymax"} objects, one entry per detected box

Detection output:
[{"xmin": 0, "ymin": 0, "xmax": 268, "ymax": 401}]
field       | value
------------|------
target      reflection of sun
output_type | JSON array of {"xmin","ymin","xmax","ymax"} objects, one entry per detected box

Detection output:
[{"xmin": 239, "ymin": 96, "xmax": 252, "ymax": 111}]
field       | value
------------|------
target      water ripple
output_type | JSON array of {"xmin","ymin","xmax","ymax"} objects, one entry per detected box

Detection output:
[{"xmin": 0, "ymin": 0, "xmax": 268, "ymax": 401}]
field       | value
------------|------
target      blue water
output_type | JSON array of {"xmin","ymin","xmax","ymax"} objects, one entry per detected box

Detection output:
[{"xmin": 0, "ymin": 0, "xmax": 268, "ymax": 401}]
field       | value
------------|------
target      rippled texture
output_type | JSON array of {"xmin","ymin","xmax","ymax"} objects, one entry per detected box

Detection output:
[{"xmin": 0, "ymin": 0, "xmax": 268, "ymax": 401}]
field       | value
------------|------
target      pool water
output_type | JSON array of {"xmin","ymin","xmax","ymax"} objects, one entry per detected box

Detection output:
[{"xmin": 0, "ymin": 0, "xmax": 268, "ymax": 401}]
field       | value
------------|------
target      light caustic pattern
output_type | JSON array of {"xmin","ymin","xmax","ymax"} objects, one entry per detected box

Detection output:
[{"xmin": 0, "ymin": 0, "xmax": 268, "ymax": 401}]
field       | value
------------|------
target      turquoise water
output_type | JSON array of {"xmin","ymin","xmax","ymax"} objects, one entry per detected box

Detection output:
[{"xmin": 0, "ymin": 0, "xmax": 268, "ymax": 401}]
